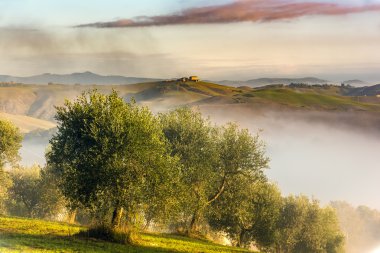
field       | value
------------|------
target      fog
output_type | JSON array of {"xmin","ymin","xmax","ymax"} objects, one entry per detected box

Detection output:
[
  {"xmin": 20, "ymin": 141, "xmax": 48, "ymax": 167},
  {"xmin": 262, "ymin": 115, "xmax": 380, "ymax": 209},
  {"xmin": 20, "ymin": 107, "xmax": 380, "ymax": 210},
  {"xmin": 199, "ymin": 107, "xmax": 380, "ymax": 210}
]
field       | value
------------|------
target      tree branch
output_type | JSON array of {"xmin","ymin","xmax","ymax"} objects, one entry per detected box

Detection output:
[{"xmin": 207, "ymin": 174, "xmax": 226, "ymax": 205}]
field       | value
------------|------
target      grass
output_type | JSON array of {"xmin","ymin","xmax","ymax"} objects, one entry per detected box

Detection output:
[
  {"xmin": 0, "ymin": 216, "xmax": 253, "ymax": 253},
  {"xmin": 245, "ymin": 88, "xmax": 380, "ymax": 111}
]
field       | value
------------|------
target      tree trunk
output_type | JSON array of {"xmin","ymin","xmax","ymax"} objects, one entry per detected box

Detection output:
[
  {"xmin": 207, "ymin": 175, "xmax": 226, "ymax": 205},
  {"xmin": 189, "ymin": 209, "xmax": 200, "ymax": 234},
  {"xmin": 144, "ymin": 217, "xmax": 152, "ymax": 231},
  {"xmin": 237, "ymin": 229, "xmax": 246, "ymax": 248},
  {"xmin": 111, "ymin": 206, "xmax": 124, "ymax": 228},
  {"xmin": 67, "ymin": 209, "xmax": 77, "ymax": 224}
]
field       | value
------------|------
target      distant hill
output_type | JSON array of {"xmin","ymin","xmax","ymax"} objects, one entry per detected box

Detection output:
[
  {"xmin": 0, "ymin": 72, "xmax": 162, "ymax": 85},
  {"xmin": 342, "ymin": 79, "xmax": 368, "ymax": 87},
  {"xmin": 0, "ymin": 81, "xmax": 380, "ymax": 124},
  {"xmin": 217, "ymin": 77, "xmax": 329, "ymax": 87},
  {"xmin": 345, "ymin": 84, "xmax": 380, "ymax": 96}
]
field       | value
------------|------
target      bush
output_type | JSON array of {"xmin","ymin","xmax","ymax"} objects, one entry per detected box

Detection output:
[{"xmin": 77, "ymin": 224, "xmax": 140, "ymax": 245}]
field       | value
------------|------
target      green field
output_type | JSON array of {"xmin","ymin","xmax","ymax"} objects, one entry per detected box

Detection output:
[
  {"xmin": 0, "ymin": 216, "xmax": 252, "ymax": 253},
  {"xmin": 237, "ymin": 87, "xmax": 380, "ymax": 111}
]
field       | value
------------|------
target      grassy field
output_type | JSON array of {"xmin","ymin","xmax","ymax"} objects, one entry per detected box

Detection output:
[
  {"xmin": 239, "ymin": 87, "xmax": 380, "ymax": 111},
  {"xmin": 0, "ymin": 216, "xmax": 253, "ymax": 253}
]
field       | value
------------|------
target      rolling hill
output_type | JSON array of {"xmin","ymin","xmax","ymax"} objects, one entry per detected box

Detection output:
[
  {"xmin": 217, "ymin": 77, "xmax": 329, "ymax": 88},
  {"xmin": 2, "ymin": 72, "xmax": 375, "ymax": 88},
  {"xmin": 0, "ymin": 112, "xmax": 56, "ymax": 133},
  {"xmin": 344, "ymin": 84, "xmax": 380, "ymax": 97},
  {"xmin": 0, "ymin": 72, "xmax": 162, "ymax": 85},
  {"xmin": 0, "ymin": 80, "xmax": 379, "ymax": 130}
]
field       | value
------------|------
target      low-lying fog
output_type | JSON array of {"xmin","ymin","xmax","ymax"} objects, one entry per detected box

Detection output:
[
  {"xmin": 20, "ymin": 108, "xmax": 380, "ymax": 210},
  {"xmin": 202, "ymin": 107, "xmax": 380, "ymax": 210},
  {"xmin": 261, "ymin": 115, "xmax": 379, "ymax": 209},
  {"xmin": 20, "ymin": 141, "xmax": 48, "ymax": 167}
]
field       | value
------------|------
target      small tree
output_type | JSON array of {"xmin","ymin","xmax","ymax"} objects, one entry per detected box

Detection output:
[
  {"xmin": 0, "ymin": 119, "xmax": 22, "ymax": 214},
  {"xmin": 276, "ymin": 196, "xmax": 345, "ymax": 253},
  {"xmin": 7, "ymin": 165, "xmax": 42, "ymax": 218},
  {"xmin": 47, "ymin": 90, "xmax": 178, "ymax": 227},
  {"xmin": 7, "ymin": 165, "xmax": 67, "ymax": 219},
  {"xmin": 0, "ymin": 119, "xmax": 23, "ymax": 168},
  {"xmin": 160, "ymin": 108, "xmax": 269, "ymax": 233},
  {"xmin": 208, "ymin": 181, "xmax": 282, "ymax": 249}
]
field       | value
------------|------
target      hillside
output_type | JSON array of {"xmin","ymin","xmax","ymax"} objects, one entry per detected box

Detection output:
[
  {"xmin": 217, "ymin": 77, "xmax": 329, "ymax": 87},
  {"xmin": 228, "ymin": 86, "xmax": 380, "ymax": 111},
  {"xmin": 0, "ymin": 72, "xmax": 161, "ymax": 85},
  {"xmin": 0, "ymin": 72, "xmax": 335, "ymax": 87},
  {"xmin": 0, "ymin": 81, "xmax": 379, "ymax": 123},
  {"xmin": 342, "ymin": 79, "xmax": 368, "ymax": 87},
  {"xmin": 345, "ymin": 84, "xmax": 380, "ymax": 96},
  {"xmin": 0, "ymin": 216, "xmax": 252, "ymax": 253},
  {"xmin": 0, "ymin": 112, "xmax": 56, "ymax": 133}
]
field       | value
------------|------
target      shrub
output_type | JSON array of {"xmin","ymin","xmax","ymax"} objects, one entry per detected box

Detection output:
[{"xmin": 76, "ymin": 224, "xmax": 140, "ymax": 245}]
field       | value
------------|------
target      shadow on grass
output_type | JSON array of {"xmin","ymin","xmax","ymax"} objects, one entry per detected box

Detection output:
[{"xmin": 0, "ymin": 232, "xmax": 180, "ymax": 253}]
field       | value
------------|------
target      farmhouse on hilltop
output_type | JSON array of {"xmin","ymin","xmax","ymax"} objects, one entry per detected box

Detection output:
[
  {"xmin": 177, "ymin": 76, "xmax": 200, "ymax": 82},
  {"xmin": 189, "ymin": 76, "xmax": 200, "ymax": 82}
]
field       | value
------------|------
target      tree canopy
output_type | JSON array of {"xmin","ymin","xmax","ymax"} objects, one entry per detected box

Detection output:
[
  {"xmin": 159, "ymin": 108, "xmax": 269, "ymax": 233},
  {"xmin": 0, "ymin": 119, "xmax": 23, "ymax": 168},
  {"xmin": 0, "ymin": 119, "xmax": 22, "ymax": 214},
  {"xmin": 47, "ymin": 90, "xmax": 178, "ymax": 227}
]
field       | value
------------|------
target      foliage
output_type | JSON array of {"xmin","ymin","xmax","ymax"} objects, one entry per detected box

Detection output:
[
  {"xmin": 7, "ymin": 165, "xmax": 42, "ymax": 217},
  {"xmin": 0, "ymin": 169, "xmax": 12, "ymax": 215},
  {"xmin": 0, "ymin": 216, "xmax": 252, "ymax": 253},
  {"xmin": 275, "ymin": 196, "xmax": 345, "ymax": 253},
  {"xmin": 208, "ymin": 181, "xmax": 282, "ymax": 249},
  {"xmin": 0, "ymin": 119, "xmax": 22, "ymax": 214},
  {"xmin": 76, "ymin": 224, "xmax": 134, "ymax": 245},
  {"xmin": 0, "ymin": 119, "xmax": 23, "ymax": 168},
  {"xmin": 47, "ymin": 90, "xmax": 178, "ymax": 227},
  {"xmin": 159, "ymin": 108, "xmax": 219, "ymax": 232},
  {"xmin": 6, "ymin": 165, "xmax": 66, "ymax": 219},
  {"xmin": 159, "ymin": 108, "xmax": 269, "ymax": 233}
]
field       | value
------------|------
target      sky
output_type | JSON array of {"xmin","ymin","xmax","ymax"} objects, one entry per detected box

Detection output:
[{"xmin": 1, "ymin": 0, "xmax": 380, "ymax": 81}]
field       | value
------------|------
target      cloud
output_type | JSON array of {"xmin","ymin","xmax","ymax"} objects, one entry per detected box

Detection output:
[{"xmin": 76, "ymin": 0, "xmax": 380, "ymax": 28}]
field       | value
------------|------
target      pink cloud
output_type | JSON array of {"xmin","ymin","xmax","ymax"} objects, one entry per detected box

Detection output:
[{"xmin": 77, "ymin": 0, "xmax": 380, "ymax": 28}]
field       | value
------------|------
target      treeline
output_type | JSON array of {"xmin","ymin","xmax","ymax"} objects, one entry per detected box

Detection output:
[
  {"xmin": 0, "ymin": 90, "xmax": 345, "ymax": 253},
  {"xmin": 332, "ymin": 201, "xmax": 380, "ymax": 253}
]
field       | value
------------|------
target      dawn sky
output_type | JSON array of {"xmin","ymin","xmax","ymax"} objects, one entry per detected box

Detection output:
[{"xmin": 1, "ymin": 0, "xmax": 380, "ymax": 82}]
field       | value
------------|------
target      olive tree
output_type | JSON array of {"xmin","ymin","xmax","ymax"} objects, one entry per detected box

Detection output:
[
  {"xmin": 0, "ymin": 119, "xmax": 22, "ymax": 214},
  {"xmin": 47, "ymin": 90, "xmax": 178, "ymax": 227},
  {"xmin": 276, "ymin": 196, "xmax": 345, "ymax": 253},
  {"xmin": 0, "ymin": 119, "xmax": 23, "ymax": 168},
  {"xmin": 208, "ymin": 180, "xmax": 282, "ymax": 249},
  {"xmin": 159, "ymin": 108, "xmax": 269, "ymax": 233}
]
